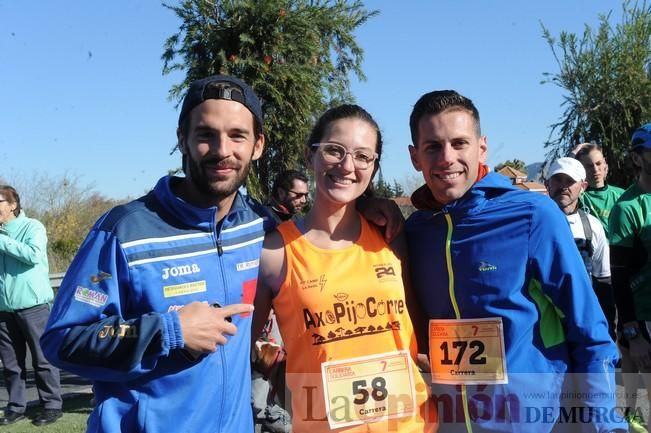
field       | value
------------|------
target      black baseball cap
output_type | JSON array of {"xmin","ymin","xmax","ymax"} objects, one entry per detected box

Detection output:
[{"xmin": 178, "ymin": 75, "xmax": 263, "ymax": 129}]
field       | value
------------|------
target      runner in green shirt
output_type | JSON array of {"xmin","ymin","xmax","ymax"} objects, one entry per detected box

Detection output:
[
  {"xmin": 571, "ymin": 143, "xmax": 624, "ymax": 232},
  {"xmin": 610, "ymin": 125, "xmax": 651, "ymax": 433}
]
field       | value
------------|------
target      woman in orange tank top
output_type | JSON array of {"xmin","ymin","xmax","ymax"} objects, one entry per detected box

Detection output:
[{"xmin": 253, "ymin": 105, "xmax": 437, "ymax": 433}]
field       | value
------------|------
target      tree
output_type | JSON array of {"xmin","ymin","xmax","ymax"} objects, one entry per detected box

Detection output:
[
  {"xmin": 162, "ymin": 0, "xmax": 378, "ymax": 199},
  {"xmin": 542, "ymin": 1, "xmax": 651, "ymax": 187},
  {"xmin": 10, "ymin": 173, "xmax": 123, "ymax": 272},
  {"xmin": 494, "ymin": 159, "xmax": 527, "ymax": 173},
  {"xmin": 391, "ymin": 179, "xmax": 404, "ymax": 197},
  {"xmin": 373, "ymin": 170, "xmax": 394, "ymax": 198},
  {"xmin": 372, "ymin": 170, "xmax": 405, "ymax": 198}
]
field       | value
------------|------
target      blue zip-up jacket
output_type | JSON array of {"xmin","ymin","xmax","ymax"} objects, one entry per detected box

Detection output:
[
  {"xmin": 41, "ymin": 176, "xmax": 274, "ymax": 433},
  {"xmin": 406, "ymin": 173, "xmax": 624, "ymax": 433}
]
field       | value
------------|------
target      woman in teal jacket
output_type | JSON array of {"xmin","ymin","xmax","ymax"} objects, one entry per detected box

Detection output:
[{"xmin": 0, "ymin": 185, "xmax": 62, "ymax": 426}]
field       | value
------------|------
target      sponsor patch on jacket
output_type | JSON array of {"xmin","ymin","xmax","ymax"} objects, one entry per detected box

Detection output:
[
  {"xmin": 478, "ymin": 261, "xmax": 497, "ymax": 272},
  {"xmin": 236, "ymin": 259, "xmax": 259, "ymax": 271},
  {"xmin": 74, "ymin": 286, "xmax": 108, "ymax": 307},
  {"xmin": 89, "ymin": 271, "xmax": 112, "ymax": 284},
  {"xmin": 241, "ymin": 279, "xmax": 256, "ymax": 317},
  {"xmin": 163, "ymin": 280, "xmax": 207, "ymax": 298}
]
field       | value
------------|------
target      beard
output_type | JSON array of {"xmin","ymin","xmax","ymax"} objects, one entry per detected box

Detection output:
[
  {"xmin": 551, "ymin": 190, "xmax": 578, "ymax": 211},
  {"xmin": 287, "ymin": 201, "xmax": 303, "ymax": 214},
  {"xmin": 187, "ymin": 153, "xmax": 252, "ymax": 201}
]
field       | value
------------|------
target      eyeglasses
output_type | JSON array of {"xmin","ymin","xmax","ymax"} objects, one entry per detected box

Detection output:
[
  {"xmin": 311, "ymin": 142, "xmax": 378, "ymax": 170},
  {"xmin": 287, "ymin": 190, "xmax": 309, "ymax": 199}
]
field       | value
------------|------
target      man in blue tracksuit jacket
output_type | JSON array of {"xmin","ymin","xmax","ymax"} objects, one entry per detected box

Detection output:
[
  {"xmin": 41, "ymin": 75, "xmax": 274, "ymax": 433},
  {"xmin": 405, "ymin": 90, "xmax": 626, "ymax": 432}
]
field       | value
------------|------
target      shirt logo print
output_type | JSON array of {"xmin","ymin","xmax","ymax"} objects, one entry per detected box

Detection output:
[{"xmin": 478, "ymin": 262, "xmax": 497, "ymax": 272}]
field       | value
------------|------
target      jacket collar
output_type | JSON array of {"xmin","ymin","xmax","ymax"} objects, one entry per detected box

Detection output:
[
  {"xmin": 410, "ymin": 166, "xmax": 515, "ymax": 213},
  {"xmin": 2, "ymin": 211, "xmax": 26, "ymax": 231},
  {"xmin": 153, "ymin": 176, "xmax": 249, "ymax": 231}
]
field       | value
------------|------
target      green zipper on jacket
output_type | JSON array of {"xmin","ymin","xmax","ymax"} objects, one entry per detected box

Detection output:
[{"xmin": 443, "ymin": 213, "xmax": 473, "ymax": 433}]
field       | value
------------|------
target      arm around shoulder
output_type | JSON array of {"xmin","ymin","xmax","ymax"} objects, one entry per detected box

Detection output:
[{"xmin": 390, "ymin": 233, "xmax": 429, "ymax": 355}]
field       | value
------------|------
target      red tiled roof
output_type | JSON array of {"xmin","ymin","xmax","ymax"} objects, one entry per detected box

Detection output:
[
  {"xmin": 497, "ymin": 166, "xmax": 527, "ymax": 178},
  {"xmin": 515, "ymin": 181, "xmax": 547, "ymax": 194}
]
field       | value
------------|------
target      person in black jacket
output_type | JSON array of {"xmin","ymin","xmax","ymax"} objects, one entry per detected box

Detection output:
[{"xmin": 267, "ymin": 170, "xmax": 309, "ymax": 222}]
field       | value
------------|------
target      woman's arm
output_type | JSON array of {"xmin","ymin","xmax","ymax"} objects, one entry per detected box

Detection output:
[
  {"xmin": 390, "ymin": 233, "xmax": 429, "ymax": 357},
  {"xmin": 252, "ymin": 230, "xmax": 287, "ymax": 343}
]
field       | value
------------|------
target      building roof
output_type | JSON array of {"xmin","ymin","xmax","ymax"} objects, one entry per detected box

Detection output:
[
  {"xmin": 391, "ymin": 196, "xmax": 413, "ymax": 207},
  {"xmin": 498, "ymin": 165, "xmax": 527, "ymax": 179},
  {"xmin": 497, "ymin": 166, "xmax": 527, "ymax": 179},
  {"xmin": 514, "ymin": 181, "xmax": 547, "ymax": 194}
]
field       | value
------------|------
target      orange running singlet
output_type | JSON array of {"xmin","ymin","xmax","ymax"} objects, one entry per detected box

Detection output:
[{"xmin": 273, "ymin": 217, "xmax": 437, "ymax": 432}]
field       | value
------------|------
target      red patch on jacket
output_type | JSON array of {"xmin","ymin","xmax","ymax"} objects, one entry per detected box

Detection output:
[{"xmin": 241, "ymin": 279, "xmax": 256, "ymax": 317}]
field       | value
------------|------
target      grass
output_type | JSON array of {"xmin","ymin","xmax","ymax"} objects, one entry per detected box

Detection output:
[{"xmin": 0, "ymin": 393, "xmax": 93, "ymax": 433}]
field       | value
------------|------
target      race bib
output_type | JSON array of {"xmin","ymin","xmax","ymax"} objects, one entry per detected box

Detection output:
[
  {"xmin": 429, "ymin": 317, "xmax": 508, "ymax": 385},
  {"xmin": 321, "ymin": 350, "xmax": 416, "ymax": 429}
]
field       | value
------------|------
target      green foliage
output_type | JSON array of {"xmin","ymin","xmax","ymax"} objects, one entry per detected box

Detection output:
[
  {"xmin": 391, "ymin": 179, "xmax": 404, "ymax": 197},
  {"xmin": 372, "ymin": 171, "xmax": 405, "ymax": 198},
  {"xmin": 542, "ymin": 0, "xmax": 651, "ymax": 186},
  {"xmin": 494, "ymin": 159, "xmax": 527, "ymax": 173},
  {"xmin": 373, "ymin": 178, "xmax": 393, "ymax": 198},
  {"xmin": 162, "ymin": 0, "xmax": 378, "ymax": 199}
]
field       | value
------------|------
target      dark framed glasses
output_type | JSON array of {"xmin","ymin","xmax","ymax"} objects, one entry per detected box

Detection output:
[{"xmin": 287, "ymin": 190, "xmax": 309, "ymax": 199}]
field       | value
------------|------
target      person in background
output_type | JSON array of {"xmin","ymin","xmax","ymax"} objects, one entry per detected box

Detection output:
[
  {"xmin": 545, "ymin": 157, "xmax": 616, "ymax": 341},
  {"xmin": 405, "ymin": 89, "xmax": 624, "ymax": 432},
  {"xmin": 571, "ymin": 142, "xmax": 640, "ymax": 431},
  {"xmin": 609, "ymin": 124, "xmax": 651, "ymax": 433},
  {"xmin": 268, "ymin": 169, "xmax": 309, "ymax": 223},
  {"xmin": 0, "ymin": 185, "xmax": 62, "ymax": 426},
  {"xmin": 570, "ymin": 142, "xmax": 624, "ymax": 232},
  {"xmin": 254, "ymin": 104, "xmax": 436, "ymax": 433}
]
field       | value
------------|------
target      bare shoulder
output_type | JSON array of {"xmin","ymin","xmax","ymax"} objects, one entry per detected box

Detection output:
[{"xmin": 259, "ymin": 229, "xmax": 286, "ymax": 293}]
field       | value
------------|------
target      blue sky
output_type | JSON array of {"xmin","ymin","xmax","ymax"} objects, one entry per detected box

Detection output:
[{"xmin": 0, "ymin": 0, "xmax": 623, "ymax": 199}]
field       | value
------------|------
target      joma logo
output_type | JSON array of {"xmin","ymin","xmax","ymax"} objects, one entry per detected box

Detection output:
[
  {"xmin": 98, "ymin": 324, "xmax": 138, "ymax": 339},
  {"xmin": 162, "ymin": 264, "xmax": 201, "ymax": 280}
]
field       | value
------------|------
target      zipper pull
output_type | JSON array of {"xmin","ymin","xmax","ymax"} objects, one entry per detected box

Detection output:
[{"xmin": 217, "ymin": 239, "xmax": 223, "ymax": 256}]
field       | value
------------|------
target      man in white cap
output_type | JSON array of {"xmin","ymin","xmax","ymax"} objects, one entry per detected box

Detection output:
[{"xmin": 546, "ymin": 157, "xmax": 616, "ymax": 340}]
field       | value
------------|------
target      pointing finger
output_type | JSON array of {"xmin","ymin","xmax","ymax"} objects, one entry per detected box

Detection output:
[{"xmin": 217, "ymin": 303, "xmax": 255, "ymax": 319}]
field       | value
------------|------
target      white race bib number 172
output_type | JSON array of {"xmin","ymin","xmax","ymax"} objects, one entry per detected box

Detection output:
[{"xmin": 428, "ymin": 317, "xmax": 508, "ymax": 385}]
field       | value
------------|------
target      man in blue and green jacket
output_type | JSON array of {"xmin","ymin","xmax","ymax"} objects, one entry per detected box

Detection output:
[{"xmin": 405, "ymin": 90, "xmax": 625, "ymax": 433}]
